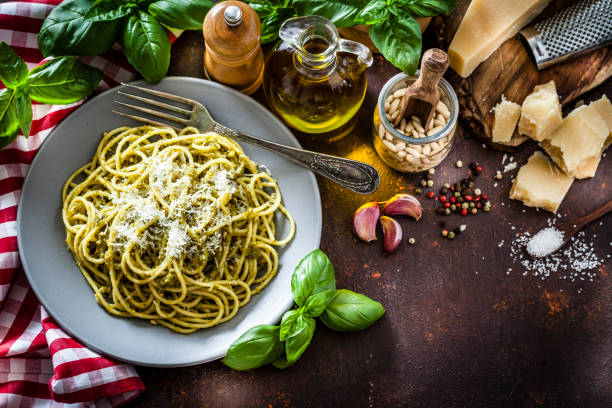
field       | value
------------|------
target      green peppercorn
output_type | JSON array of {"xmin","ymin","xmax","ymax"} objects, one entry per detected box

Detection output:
[
  {"xmin": 444, "ymin": 208, "xmax": 451, "ymax": 215},
  {"xmin": 427, "ymin": 180, "xmax": 434, "ymax": 188},
  {"xmin": 469, "ymin": 202, "xmax": 475, "ymax": 208},
  {"xmin": 448, "ymin": 231, "xmax": 455, "ymax": 239},
  {"xmin": 414, "ymin": 188, "xmax": 422, "ymax": 195},
  {"xmin": 454, "ymin": 191, "xmax": 461, "ymax": 198},
  {"xmin": 461, "ymin": 202, "xmax": 469, "ymax": 209},
  {"xmin": 468, "ymin": 181, "xmax": 475, "ymax": 188},
  {"xmin": 471, "ymin": 208, "xmax": 478, "ymax": 215},
  {"xmin": 450, "ymin": 204, "xmax": 457, "ymax": 211},
  {"xmin": 483, "ymin": 205, "xmax": 491, "ymax": 212}
]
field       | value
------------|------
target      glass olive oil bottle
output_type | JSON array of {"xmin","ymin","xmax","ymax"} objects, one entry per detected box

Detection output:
[{"xmin": 263, "ymin": 16, "xmax": 372, "ymax": 134}]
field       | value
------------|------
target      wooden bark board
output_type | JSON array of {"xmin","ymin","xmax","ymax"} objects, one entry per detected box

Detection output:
[{"xmin": 431, "ymin": 0, "xmax": 612, "ymax": 151}]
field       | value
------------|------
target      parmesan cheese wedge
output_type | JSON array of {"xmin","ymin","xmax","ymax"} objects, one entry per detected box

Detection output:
[
  {"xmin": 518, "ymin": 81, "xmax": 562, "ymax": 142},
  {"xmin": 448, "ymin": 0, "xmax": 551, "ymax": 78},
  {"xmin": 540, "ymin": 104, "xmax": 608, "ymax": 179},
  {"xmin": 590, "ymin": 94, "xmax": 612, "ymax": 150},
  {"xmin": 510, "ymin": 151, "xmax": 573, "ymax": 213},
  {"xmin": 492, "ymin": 97, "xmax": 521, "ymax": 143}
]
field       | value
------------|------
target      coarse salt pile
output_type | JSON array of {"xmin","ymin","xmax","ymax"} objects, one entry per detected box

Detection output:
[{"xmin": 526, "ymin": 227, "xmax": 564, "ymax": 257}]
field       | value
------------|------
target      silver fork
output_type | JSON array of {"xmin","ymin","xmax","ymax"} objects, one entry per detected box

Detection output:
[{"xmin": 112, "ymin": 83, "xmax": 380, "ymax": 194}]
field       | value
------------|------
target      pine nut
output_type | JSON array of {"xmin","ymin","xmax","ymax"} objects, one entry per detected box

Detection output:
[
  {"xmin": 393, "ymin": 88, "xmax": 407, "ymax": 99},
  {"xmin": 384, "ymin": 133, "xmax": 393, "ymax": 141},
  {"xmin": 383, "ymin": 140, "xmax": 397, "ymax": 152},
  {"xmin": 395, "ymin": 141, "xmax": 406, "ymax": 150},
  {"xmin": 405, "ymin": 154, "xmax": 420, "ymax": 165},
  {"xmin": 400, "ymin": 118, "xmax": 407, "ymax": 131},
  {"xmin": 378, "ymin": 124, "xmax": 386, "ymax": 138},
  {"xmin": 405, "ymin": 147, "xmax": 421, "ymax": 157},
  {"xmin": 411, "ymin": 129, "xmax": 420, "ymax": 139},
  {"xmin": 422, "ymin": 144, "xmax": 431, "ymax": 155},
  {"xmin": 411, "ymin": 115, "xmax": 422, "ymax": 125},
  {"xmin": 390, "ymin": 98, "xmax": 400, "ymax": 115},
  {"xmin": 427, "ymin": 126, "xmax": 443, "ymax": 136},
  {"xmin": 412, "ymin": 120, "xmax": 424, "ymax": 134},
  {"xmin": 437, "ymin": 101, "xmax": 450, "ymax": 119},
  {"xmin": 397, "ymin": 150, "xmax": 407, "ymax": 158}
]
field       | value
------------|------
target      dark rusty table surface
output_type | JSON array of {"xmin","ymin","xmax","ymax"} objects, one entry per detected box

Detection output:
[{"xmin": 128, "ymin": 31, "xmax": 611, "ymax": 408}]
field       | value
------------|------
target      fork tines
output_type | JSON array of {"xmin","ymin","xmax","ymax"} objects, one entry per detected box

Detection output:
[{"xmin": 112, "ymin": 83, "xmax": 194, "ymax": 130}]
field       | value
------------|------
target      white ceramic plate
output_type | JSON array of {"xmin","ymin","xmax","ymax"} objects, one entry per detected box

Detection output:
[{"xmin": 17, "ymin": 77, "xmax": 321, "ymax": 367}]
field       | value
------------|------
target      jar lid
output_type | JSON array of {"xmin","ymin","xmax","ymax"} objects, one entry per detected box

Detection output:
[{"xmin": 203, "ymin": 1, "xmax": 261, "ymax": 60}]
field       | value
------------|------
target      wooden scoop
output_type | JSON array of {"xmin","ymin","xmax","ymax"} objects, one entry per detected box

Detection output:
[
  {"xmin": 393, "ymin": 48, "xmax": 449, "ymax": 132},
  {"xmin": 554, "ymin": 200, "xmax": 612, "ymax": 254}
]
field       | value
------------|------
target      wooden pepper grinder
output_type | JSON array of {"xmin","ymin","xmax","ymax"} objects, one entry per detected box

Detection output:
[
  {"xmin": 203, "ymin": 1, "xmax": 264, "ymax": 95},
  {"xmin": 394, "ymin": 48, "xmax": 449, "ymax": 132}
]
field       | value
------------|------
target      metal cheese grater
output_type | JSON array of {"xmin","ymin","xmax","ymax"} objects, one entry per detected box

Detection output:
[{"xmin": 519, "ymin": 0, "xmax": 612, "ymax": 70}]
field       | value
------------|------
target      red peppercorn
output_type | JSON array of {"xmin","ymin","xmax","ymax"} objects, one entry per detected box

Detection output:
[
  {"xmin": 475, "ymin": 165, "xmax": 483, "ymax": 173},
  {"xmin": 482, "ymin": 193, "xmax": 488, "ymax": 200},
  {"xmin": 439, "ymin": 195, "xmax": 447, "ymax": 203},
  {"xmin": 464, "ymin": 194, "xmax": 473, "ymax": 202},
  {"xmin": 449, "ymin": 196, "xmax": 456, "ymax": 204},
  {"xmin": 443, "ymin": 202, "xmax": 450, "ymax": 208},
  {"xmin": 461, "ymin": 208, "xmax": 468, "ymax": 216},
  {"xmin": 476, "ymin": 202, "xmax": 482, "ymax": 209},
  {"xmin": 426, "ymin": 191, "xmax": 435, "ymax": 199},
  {"xmin": 474, "ymin": 196, "xmax": 481, "ymax": 202},
  {"xmin": 450, "ymin": 185, "xmax": 455, "ymax": 192}
]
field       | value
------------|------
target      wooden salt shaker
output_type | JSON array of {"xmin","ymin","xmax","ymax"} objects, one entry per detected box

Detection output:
[{"xmin": 203, "ymin": 1, "xmax": 264, "ymax": 95}]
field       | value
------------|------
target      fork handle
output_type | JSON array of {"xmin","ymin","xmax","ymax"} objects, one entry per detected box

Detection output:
[{"xmin": 213, "ymin": 123, "xmax": 380, "ymax": 194}]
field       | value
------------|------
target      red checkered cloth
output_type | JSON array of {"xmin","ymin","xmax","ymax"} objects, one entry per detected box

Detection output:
[{"xmin": 0, "ymin": 1, "xmax": 181, "ymax": 406}]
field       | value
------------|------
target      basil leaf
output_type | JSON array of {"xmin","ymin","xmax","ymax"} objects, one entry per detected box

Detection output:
[
  {"xmin": 355, "ymin": 0, "xmax": 389, "ymax": 25},
  {"xmin": 222, "ymin": 325, "xmax": 283, "ymax": 370},
  {"xmin": 398, "ymin": 0, "xmax": 458, "ymax": 17},
  {"xmin": 279, "ymin": 309, "xmax": 301, "ymax": 341},
  {"xmin": 13, "ymin": 90, "xmax": 32, "ymax": 138},
  {"xmin": 291, "ymin": 249, "xmax": 336, "ymax": 307},
  {"xmin": 0, "ymin": 43, "xmax": 28, "ymax": 88},
  {"xmin": 0, "ymin": 89, "xmax": 19, "ymax": 142},
  {"xmin": 259, "ymin": 7, "xmax": 295, "ymax": 44},
  {"xmin": 292, "ymin": 0, "xmax": 369, "ymax": 28},
  {"xmin": 122, "ymin": 12, "xmax": 170, "ymax": 84},
  {"xmin": 303, "ymin": 290, "xmax": 334, "ymax": 317},
  {"xmin": 319, "ymin": 289, "xmax": 385, "ymax": 332},
  {"xmin": 84, "ymin": 0, "xmax": 135, "ymax": 22},
  {"xmin": 274, "ymin": 315, "xmax": 315, "ymax": 368},
  {"xmin": 369, "ymin": 14, "xmax": 421, "ymax": 74},
  {"xmin": 149, "ymin": 0, "xmax": 214, "ymax": 30},
  {"xmin": 38, "ymin": 0, "xmax": 123, "ymax": 57},
  {"xmin": 27, "ymin": 57, "xmax": 103, "ymax": 105}
]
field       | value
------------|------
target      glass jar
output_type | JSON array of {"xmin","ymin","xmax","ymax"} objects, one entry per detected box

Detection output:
[{"xmin": 372, "ymin": 72, "xmax": 458, "ymax": 172}]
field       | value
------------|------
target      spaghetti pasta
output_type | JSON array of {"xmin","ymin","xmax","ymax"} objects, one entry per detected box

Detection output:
[{"xmin": 62, "ymin": 126, "xmax": 295, "ymax": 333}]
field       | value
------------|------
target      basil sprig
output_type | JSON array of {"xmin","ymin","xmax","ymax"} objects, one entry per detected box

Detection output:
[
  {"xmin": 248, "ymin": 0, "xmax": 458, "ymax": 74},
  {"xmin": 222, "ymin": 249, "xmax": 385, "ymax": 371},
  {"xmin": 38, "ymin": 0, "xmax": 215, "ymax": 84},
  {"xmin": 0, "ymin": 43, "xmax": 102, "ymax": 147}
]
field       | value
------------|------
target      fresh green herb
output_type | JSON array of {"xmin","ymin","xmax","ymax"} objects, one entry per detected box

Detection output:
[
  {"xmin": 0, "ymin": 43, "xmax": 102, "ymax": 146},
  {"xmin": 38, "ymin": 0, "xmax": 216, "ymax": 84},
  {"xmin": 223, "ymin": 249, "xmax": 384, "ymax": 371},
  {"xmin": 291, "ymin": 249, "xmax": 336, "ymax": 307},
  {"xmin": 149, "ymin": 0, "xmax": 214, "ymax": 31},
  {"xmin": 319, "ymin": 289, "xmax": 385, "ymax": 331},
  {"xmin": 221, "ymin": 325, "xmax": 283, "ymax": 370},
  {"xmin": 292, "ymin": 0, "xmax": 367, "ymax": 28}
]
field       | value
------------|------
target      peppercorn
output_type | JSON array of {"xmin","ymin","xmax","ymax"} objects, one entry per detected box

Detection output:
[
  {"xmin": 455, "ymin": 160, "xmax": 462, "ymax": 168},
  {"xmin": 444, "ymin": 208, "xmax": 451, "ymax": 215},
  {"xmin": 482, "ymin": 193, "xmax": 488, "ymax": 200},
  {"xmin": 427, "ymin": 180, "xmax": 434, "ymax": 188},
  {"xmin": 426, "ymin": 173, "xmax": 433, "ymax": 180},
  {"xmin": 439, "ymin": 195, "xmax": 447, "ymax": 203},
  {"xmin": 414, "ymin": 188, "xmax": 422, "ymax": 195},
  {"xmin": 454, "ymin": 191, "xmax": 461, "ymax": 198},
  {"xmin": 471, "ymin": 208, "xmax": 478, "ymax": 215},
  {"xmin": 464, "ymin": 194, "xmax": 473, "ymax": 201},
  {"xmin": 408, "ymin": 237, "xmax": 416, "ymax": 245},
  {"xmin": 450, "ymin": 196, "xmax": 456, "ymax": 203},
  {"xmin": 475, "ymin": 165, "xmax": 483, "ymax": 173},
  {"xmin": 440, "ymin": 187, "xmax": 448, "ymax": 195},
  {"xmin": 453, "ymin": 227, "xmax": 462, "ymax": 235},
  {"xmin": 448, "ymin": 231, "xmax": 455, "ymax": 239},
  {"xmin": 476, "ymin": 202, "xmax": 482, "ymax": 209},
  {"xmin": 444, "ymin": 183, "xmax": 450, "ymax": 189},
  {"xmin": 483, "ymin": 205, "xmax": 491, "ymax": 212},
  {"xmin": 469, "ymin": 162, "xmax": 477, "ymax": 171},
  {"xmin": 474, "ymin": 196, "xmax": 481, "ymax": 202},
  {"xmin": 443, "ymin": 202, "xmax": 450, "ymax": 208},
  {"xmin": 427, "ymin": 191, "xmax": 435, "ymax": 199},
  {"xmin": 450, "ymin": 204, "xmax": 457, "ymax": 211},
  {"xmin": 441, "ymin": 230, "xmax": 448, "ymax": 237},
  {"xmin": 469, "ymin": 202, "xmax": 475, "ymax": 208},
  {"xmin": 461, "ymin": 202, "xmax": 469, "ymax": 209},
  {"xmin": 420, "ymin": 180, "xmax": 427, "ymax": 187},
  {"xmin": 468, "ymin": 181, "xmax": 475, "ymax": 188},
  {"xmin": 461, "ymin": 208, "xmax": 468, "ymax": 216},
  {"xmin": 474, "ymin": 188, "xmax": 482, "ymax": 196},
  {"xmin": 450, "ymin": 185, "xmax": 455, "ymax": 192}
]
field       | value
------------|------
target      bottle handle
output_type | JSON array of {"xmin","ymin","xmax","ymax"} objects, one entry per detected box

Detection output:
[{"xmin": 338, "ymin": 39, "xmax": 373, "ymax": 70}]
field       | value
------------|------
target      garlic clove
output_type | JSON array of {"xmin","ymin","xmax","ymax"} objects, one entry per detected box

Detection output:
[
  {"xmin": 382, "ymin": 194, "xmax": 422, "ymax": 221},
  {"xmin": 353, "ymin": 202, "xmax": 380, "ymax": 242},
  {"xmin": 380, "ymin": 216, "xmax": 402, "ymax": 254}
]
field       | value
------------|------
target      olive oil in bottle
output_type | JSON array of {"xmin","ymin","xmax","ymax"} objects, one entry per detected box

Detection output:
[{"xmin": 263, "ymin": 16, "xmax": 372, "ymax": 134}]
